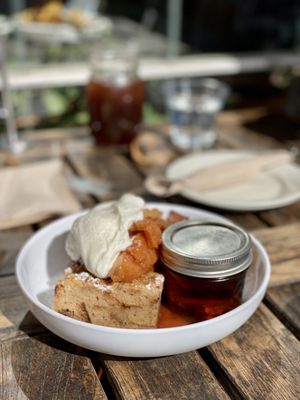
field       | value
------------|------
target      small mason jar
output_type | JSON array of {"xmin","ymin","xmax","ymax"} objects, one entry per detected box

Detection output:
[
  {"xmin": 86, "ymin": 45, "xmax": 145, "ymax": 146},
  {"xmin": 161, "ymin": 221, "xmax": 253, "ymax": 321}
]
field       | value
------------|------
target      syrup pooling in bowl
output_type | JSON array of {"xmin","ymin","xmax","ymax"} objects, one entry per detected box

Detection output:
[
  {"xmin": 157, "ymin": 253, "xmax": 259, "ymax": 328},
  {"xmin": 157, "ymin": 304, "xmax": 196, "ymax": 328}
]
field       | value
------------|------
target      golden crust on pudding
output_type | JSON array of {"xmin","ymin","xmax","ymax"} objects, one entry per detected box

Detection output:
[{"xmin": 53, "ymin": 263, "xmax": 164, "ymax": 328}]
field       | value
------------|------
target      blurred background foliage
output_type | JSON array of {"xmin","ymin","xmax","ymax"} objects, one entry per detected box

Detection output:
[{"xmin": 1, "ymin": 0, "xmax": 300, "ymax": 131}]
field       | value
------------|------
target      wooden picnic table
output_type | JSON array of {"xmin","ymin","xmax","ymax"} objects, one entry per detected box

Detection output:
[{"xmin": 0, "ymin": 108, "xmax": 299, "ymax": 399}]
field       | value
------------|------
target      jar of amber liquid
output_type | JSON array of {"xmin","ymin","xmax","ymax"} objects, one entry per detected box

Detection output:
[
  {"xmin": 161, "ymin": 221, "xmax": 253, "ymax": 321},
  {"xmin": 86, "ymin": 46, "xmax": 145, "ymax": 146}
]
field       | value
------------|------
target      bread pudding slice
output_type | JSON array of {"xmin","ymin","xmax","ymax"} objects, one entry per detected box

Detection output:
[
  {"xmin": 52, "ymin": 193, "xmax": 186, "ymax": 329},
  {"xmin": 53, "ymin": 264, "xmax": 164, "ymax": 328}
]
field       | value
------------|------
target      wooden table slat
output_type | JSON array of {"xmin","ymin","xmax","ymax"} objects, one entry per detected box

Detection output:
[
  {"xmin": 0, "ymin": 337, "xmax": 107, "ymax": 400},
  {"xmin": 259, "ymin": 204, "xmax": 300, "ymax": 228},
  {"xmin": 0, "ymin": 312, "xmax": 28, "ymax": 343},
  {"xmin": 208, "ymin": 304, "xmax": 300, "ymax": 400},
  {"xmin": 222, "ymin": 212, "xmax": 267, "ymax": 231},
  {"xmin": 266, "ymin": 282, "xmax": 300, "ymax": 339},
  {"xmin": 218, "ymin": 124, "xmax": 283, "ymax": 152},
  {"xmin": 0, "ymin": 275, "xmax": 47, "ymax": 336},
  {"xmin": 101, "ymin": 351, "xmax": 230, "ymax": 400},
  {"xmin": 0, "ymin": 312, "xmax": 106, "ymax": 400},
  {"xmin": 252, "ymin": 223, "xmax": 300, "ymax": 285},
  {"xmin": 0, "ymin": 227, "xmax": 33, "ymax": 277},
  {"xmin": 68, "ymin": 150, "xmax": 144, "ymax": 200}
]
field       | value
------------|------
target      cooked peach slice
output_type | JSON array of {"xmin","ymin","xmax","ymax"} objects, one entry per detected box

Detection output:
[
  {"xmin": 143, "ymin": 208, "xmax": 162, "ymax": 220},
  {"xmin": 111, "ymin": 233, "xmax": 158, "ymax": 282},
  {"xmin": 130, "ymin": 218, "xmax": 162, "ymax": 249},
  {"xmin": 110, "ymin": 209, "xmax": 187, "ymax": 283}
]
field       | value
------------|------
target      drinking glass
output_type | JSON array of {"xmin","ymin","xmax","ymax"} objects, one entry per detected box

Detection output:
[
  {"xmin": 86, "ymin": 44, "xmax": 145, "ymax": 146},
  {"xmin": 165, "ymin": 78, "xmax": 229, "ymax": 151}
]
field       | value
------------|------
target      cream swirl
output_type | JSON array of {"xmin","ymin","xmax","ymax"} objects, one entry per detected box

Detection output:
[{"xmin": 65, "ymin": 194, "xmax": 145, "ymax": 278}]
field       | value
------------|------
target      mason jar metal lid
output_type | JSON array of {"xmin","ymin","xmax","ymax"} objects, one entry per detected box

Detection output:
[{"xmin": 161, "ymin": 220, "xmax": 253, "ymax": 278}]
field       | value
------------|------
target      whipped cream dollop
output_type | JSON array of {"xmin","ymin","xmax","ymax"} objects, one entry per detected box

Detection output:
[{"xmin": 65, "ymin": 193, "xmax": 145, "ymax": 278}]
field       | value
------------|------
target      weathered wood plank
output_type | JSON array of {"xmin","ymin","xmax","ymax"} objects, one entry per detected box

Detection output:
[
  {"xmin": 222, "ymin": 212, "xmax": 266, "ymax": 231},
  {"xmin": 62, "ymin": 160, "xmax": 96, "ymax": 210},
  {"xmin": 252, "ymin": 223, "xmax": 300, "ymax": 286},
  {"xmin": 68, "ymin": 150, "xmax": 144, "ymax": 200},
  {"xmin": 0, "ymin": 311, "xmax": 27, "ymax": 343},
  {"xmin": 0, "ymin": 327, "xmax": 27, "ymax": 343},
  {"xmin": 266, "ymin": 282, "xmax": 300, "ymax": 339},
  {"xmin": 0, "ymin": 310, "xmax": 106, "ymax": 399},
  {"xmin": 23, "ymin": 127, "xmax": 89, "ymax": 142},
  {"xmin": 0, "ymin": 309, "xmax": 107, "ymax": 397},
  {"xmin": 0, "ymin": 138, "xmax": 92, "ymax": 167},
  {"xmin": 217, "ymin": 105, "xmax": 298, "ymax": 149},
  {"xmin": 0, "ymin": 227, "xmax": 33, "ymax": 276},
  {"xmin": 0, "ymin": 275, "xmax": 46, "ymax": 335},
  {"xmin": 101, "ymin": 351, "xmax": 230, "ymax": 400},
  {"xmin": 218, "ymin": 124, "xmax": 283, "ymax": 152},
  {"xmin": 208, "ymin": 304, "xmax": 300, "ymax": 400},
  {"xmin": 0, "ymin": 335, "xmax": 106, "ymax": 399},
  {"xmin": 258, "ymin": 203, "xmax": 300, "ymax": 227},
  {"xmin": 268, "ymin": 258, "xmax": 300, "ymax": 287},
  {"xmin": 0, "ymin": 313, "xmax": 13, "ymax": 329},
  {"xmin": 217, "ymin": 108, "xmax": 269, "ymax": 127}
]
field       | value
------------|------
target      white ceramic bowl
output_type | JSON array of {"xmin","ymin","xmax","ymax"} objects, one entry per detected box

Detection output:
[{"xmin": 16, "ymin": 203, "xmax": 270, "ymax": 357}]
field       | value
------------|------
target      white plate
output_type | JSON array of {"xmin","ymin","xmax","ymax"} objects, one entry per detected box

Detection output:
[
  {"xmin": 166, "ymin": 150, "xmax": 300, "ymax": 211},
  {"xmin": 14, "ymin": 15, "xmax": 112, "ymax": 44},
  {"xmin": 16, "ymin": 203, "xmax": 270, "ymax": 357}
]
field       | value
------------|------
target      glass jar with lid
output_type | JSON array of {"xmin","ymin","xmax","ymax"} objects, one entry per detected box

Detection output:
[
  {"xmin": 86, "ymin": 43, "xmax": 145, "ymax": 146},
  {"xmin": 161, "ymin": 220, "xmax": 253, "ymax": 321}
]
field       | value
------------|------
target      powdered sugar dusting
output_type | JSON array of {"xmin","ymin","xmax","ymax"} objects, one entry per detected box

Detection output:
[
  {"xmin": 64, "ymin": 267, "xmax": 73, "ymax": 276},
  {"xmin": 73, "ymin": 270, "xmax": 112, "ymax": 292},
  {"xmin": 155, "ymin": 274, "xmax": 165, "ymax": 286}
]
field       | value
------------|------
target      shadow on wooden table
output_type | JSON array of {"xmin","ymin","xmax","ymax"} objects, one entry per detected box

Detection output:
[
  {"xmin": 243, "ymin": 112, "xmax": 300, "ymax": 142},
  {"xmin": 7, "ymin": 333, "xmax": 104, "ymax": 399}
]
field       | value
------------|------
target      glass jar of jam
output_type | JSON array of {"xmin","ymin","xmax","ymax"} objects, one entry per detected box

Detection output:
[
  {"xmin": 86, "ymin": 45, "xmax": 145, "ymax": 146},
  {"xmin": 161, "ymin": 221, "xmax": 253, "ymax": 321}
]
